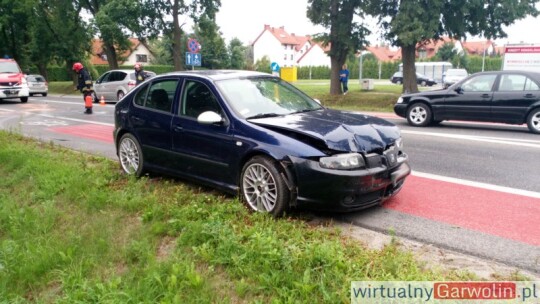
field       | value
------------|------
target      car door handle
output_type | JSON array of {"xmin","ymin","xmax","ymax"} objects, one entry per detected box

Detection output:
[
  {"xmin": 481, "ymin": 93, "xmax": 491, "ymax": 98},
  {"xmin": 524, "ymin": 93, "xmax": 535, "ymax": 98},
  {"xmin": 173, "ymin": 125, "xmax": 183, "ymax": 132},
  {"xmin": 131, "ymin": 116, "xmax": 143, "ymax": 122}
]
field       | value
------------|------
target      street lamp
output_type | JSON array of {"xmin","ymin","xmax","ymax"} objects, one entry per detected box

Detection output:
[{"xmin": 358, "ymin": 51, "xmax": 367, "ymax": 83}]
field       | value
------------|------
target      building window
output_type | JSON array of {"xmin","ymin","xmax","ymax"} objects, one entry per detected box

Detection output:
[
  {"xmin": 284, "ymin": 45, "xmax": 287, "ymax": 50},
  {"xmin": 284, "ymin": 55, "xmax": 287, "ymax": 60},
  {"xmin": 418, "ymin": 49, "xmax": 427, "ymax": 59},
  {"xmin": 290, "ymin": 54, "xmax": 293, "ymax": 60},
  {"xmin": 136, "ymin": 54, "xmax": 148, "ymax": 62}
]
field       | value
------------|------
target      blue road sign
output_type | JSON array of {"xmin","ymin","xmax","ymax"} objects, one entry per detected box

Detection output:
[
  {"xmin": 271, "ymin": 62, "xmax": 280, "ymax": 72},
  {"xmin": 185, "ymin": 52, "xmax": 202, "ymax": 67}
]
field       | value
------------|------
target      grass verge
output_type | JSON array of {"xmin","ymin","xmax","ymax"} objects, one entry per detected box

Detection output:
[
  {"xmin": 0, "ymin": 130, "xmax": 477, "ymax": 303},
  {"xmin": 48, "ymin": 80, "xmax": 399, "ymax": 112}
]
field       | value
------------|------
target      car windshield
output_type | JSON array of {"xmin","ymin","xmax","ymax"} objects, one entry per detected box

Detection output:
[
  {"xmin": 215, "ymin": 77, "xmax": 323, "ymax": 119},
  {"xmin": 0, "ymin": 62, "xmax": 20, "ymax": 73}
]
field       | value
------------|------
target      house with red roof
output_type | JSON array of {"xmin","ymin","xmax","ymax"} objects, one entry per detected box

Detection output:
[
  {"xmin": 252, "ymin": 25, "xmax": 331, "ymax": 67},
  {"xmin": 90, "ymin": 38, "xmax": 154, "ymax": 66}
]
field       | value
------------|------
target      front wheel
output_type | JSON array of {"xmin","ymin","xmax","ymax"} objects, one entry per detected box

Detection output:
[
  {"xmin": 20, "ymin": 97, "xmax": 28, "ymax": 103},
  {"xmin": 240, "ymin": 156, "xmax": 290, "ymax": 217},
  {"xmin": 118, "ymin": 133, "xmax": 145, "ymax": 176},
  {"xmin": 407, "ymin": 103, "xmax": 432, "ymax": 127},
  {"xmin": 526, "ymin": 108, "xmax": 540, "ymax": 134},
  {"xmin": 117, "ymin": 91, "xmax": 125, "ymax": 101}
]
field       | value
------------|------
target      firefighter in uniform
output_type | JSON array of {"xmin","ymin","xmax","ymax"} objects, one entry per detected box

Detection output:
[
  {"xmin": 134, "ymin": 63, "xmax": 149, "ymax": 85},
  {"xmin": 73, "ymin": 62, "xmax": 94, "ymax": 114}
]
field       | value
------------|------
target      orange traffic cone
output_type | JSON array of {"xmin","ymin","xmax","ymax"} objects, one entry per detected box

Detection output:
[{"xmin": 100, "ymin": 96, "xmax": 106, "ymax": 106}]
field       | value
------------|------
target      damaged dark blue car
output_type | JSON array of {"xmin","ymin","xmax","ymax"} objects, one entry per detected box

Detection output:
[{"xmin": 114, "ymin": 70, "xmax": 411, "ymax": 216}]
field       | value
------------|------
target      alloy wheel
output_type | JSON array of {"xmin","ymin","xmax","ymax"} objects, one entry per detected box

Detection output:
[
  {"xmin": 242, "ymin": 163, "xmax": 278, "ymax": 212},
  {"xmin": 119, "ymin": 137, "xmax": 140, "ymax": 174}
]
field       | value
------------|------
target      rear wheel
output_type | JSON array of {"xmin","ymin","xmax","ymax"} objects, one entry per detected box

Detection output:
[
  {"xmin": 420, "ymin": 80, "xmax": 427, "ymax": 86},
  {"xmin": 118, "ymin": 133, "xmax": 145, "ymax": 176},
  {"xmin": 407, "ymin": 103, "xmax": 432, "ymax": 127},
  {"xmin": 240, "ymin": 156, "xmax": 290, "ymax": 217},
  {"xmin": 526, "ymin": 108, "xmax": 540, "ymax": 134},
  {"xmin": 43, "ymin": 93, "xmax": 47, "ymax": 97},
  {"xmin": 20, "ymin": 97, "xmax": 28, "ymax": 103},
  {"xmin": 396, "ymin": 79, "xmax": 402, "ymax": 85}
]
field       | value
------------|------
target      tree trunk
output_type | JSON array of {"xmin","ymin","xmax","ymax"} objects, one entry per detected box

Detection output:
[
  {"xmin": 171, "ymin": 0, "xmax": 184, "ymax": 71},
  {"xmin": 401, "ymin": 45, "xmax": 418, "ymax": 93},
  {"xmin": 330, "ymin": 57, "xmax": 343, "ymax": 95},
  {"xmin": 37, "ymin": 63, "xmax": 48, "ymax": 79},
  {"xmin": 104, "ymin": 42, "xmax": 119, "ymax": 69}
]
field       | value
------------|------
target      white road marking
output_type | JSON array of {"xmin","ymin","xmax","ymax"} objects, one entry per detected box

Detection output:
[
  {"xmin": 402, "ymin": 129, "xmax": 540, "ymax": 149},
  {"xmin": 413, "ymin": 170, "xmax": 540, "ymax": 199},
  {"xmin": 0, "ymin": 105, "xmax": 114, "ymax": 126}
]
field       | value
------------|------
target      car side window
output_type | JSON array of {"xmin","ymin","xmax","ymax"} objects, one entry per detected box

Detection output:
[
  {"xmin": 525, "ymin": 78, "xmax": 540, "ymax": 91},
  {"xmin": 144, "ymin": 80, "xmax": 178, "ymax": 112},
  {"xmin": 97, "ymin": 72, "xmax": 110, "ymax": 84},
  {"xmin": 498, "ymin": 75, "xmax": 527, "ymax": 91},
  {"xmin": 181, "ymin": 80, "xmax": 222, "ymax": 118},
  {"xmin": 134, "ymin": 84, "xmax": 149, "ymax": 106},
  {"xmin": 461, "ymin": 74, "xmax": 497, "ymax": 92}
]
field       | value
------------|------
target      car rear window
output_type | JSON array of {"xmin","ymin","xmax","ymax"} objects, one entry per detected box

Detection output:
[{"xmin": 28, "ymin": 75, "xmax": 45, "ymax": 82}]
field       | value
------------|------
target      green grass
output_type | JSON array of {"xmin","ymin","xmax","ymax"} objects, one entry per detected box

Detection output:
[
  {"xmin": 0, "ymin": 130, "xmax": 482, "ymax": 303},
  {"xmin": 48, "ymin": 79, "xmax": 400, "ymax": 112}
]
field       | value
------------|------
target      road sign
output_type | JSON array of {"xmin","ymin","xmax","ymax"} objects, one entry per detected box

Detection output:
[
  {"xmin": 271, "ymin": 62, "xmax": 280, "ymax": 72},
  {"xmin": 185, "ymin": 52, "xmax": 202, "ymax": 67},
  {"xmin": 187, "ymin": 38, "xmax": 200, "ymax": 53}
]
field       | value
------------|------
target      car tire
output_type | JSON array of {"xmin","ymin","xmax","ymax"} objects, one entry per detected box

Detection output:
[
  {"xmin": 240, "ymin": 155, "xmax": 290, "ymax": 216},
  {"xmin": 20, "ymin": 97, "xmax": 28, "ymax": 103},
  {"xmin": 43, "ymin": 93, "xmax": 47, "ymax": 97},
  {"xmin": 407, "ymin": 103, "xmax": 432, "ymax": 127},
  {"xmin": 92, "ymin": 92, "xmax": 99, "ymax": 103},
  {"xmin": 396, "ymin": 80, "xmax": 402, "ymax": 85},
  {"xmin": 117, "ymin": 91, "xmax": 125, "ymax": 101},
  {"xmin": 29, "ymin": 93, "xmax": 34, "ymax": 97},
  {"xmin": 118, "ymin": 133, "xmax": 145, "ymax": 176},
  {"xmin": 526, "ymin": 108, "xmax": 540, "ymax": 134},
  {"xmin": 421, "ymin": 80, "xmax": 427, "ymax": 86}
]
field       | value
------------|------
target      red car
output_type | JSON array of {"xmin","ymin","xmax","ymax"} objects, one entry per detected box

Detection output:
[{"xmin": 0, "ymin": 58, "xmax": 29, "ymax": 103}]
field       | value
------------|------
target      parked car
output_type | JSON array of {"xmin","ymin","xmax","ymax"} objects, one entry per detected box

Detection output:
[
  {"xmin": 26, "ymin": 74, "xmax": 48, "ymax": 96},
  {"xmin": 114, "ymin": 70, "xmax": 411, "ymax": 216},
  {"xmin": 0, "ymin": 58, "xmax": 29, "ymax": 103},
  {"xmin": 394, "ymin": 70, "xmax": 540, "ymax": 134},
  {"xmin": 93, "ymin": 69, "xmax": 156, "ymax": 102},
  {"xmin": 390, "ymin": 71, "xmax": 437, "ymax": 86},
  {"xmin": 443, "ymin": 68, "xmax": 468, "ymax": 88}
]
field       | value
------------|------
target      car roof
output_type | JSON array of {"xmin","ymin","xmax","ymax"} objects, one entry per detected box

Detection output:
[
  {"xmin": 472, "ymin": 70, "xmax": 540, "ymax": 79},
  {"xmin": 157, "ymin": 70, "xmax": 272, "ymax": 81}
]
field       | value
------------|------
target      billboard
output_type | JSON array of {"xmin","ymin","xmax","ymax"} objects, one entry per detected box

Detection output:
[{"xmin": 502, "ymin": 45, "xmax": 540, "ymax": 71}]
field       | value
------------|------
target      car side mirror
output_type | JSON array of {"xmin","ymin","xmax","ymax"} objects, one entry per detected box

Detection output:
[
  {"xmin": 454, "ymin": 87, "xmax": 463, "ymax": 94},
  {"xmin": 198, "ymin": 111, "xmax": 223, "ymax": 125}
]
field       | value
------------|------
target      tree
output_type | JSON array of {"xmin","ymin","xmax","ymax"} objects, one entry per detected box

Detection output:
[
  {"xmin": 193, "ymin": 16, "xmax": 228, "ymax": 69},
  {"xmin": 369, "ymin": 0, "xmax": 539, "ymax": 93},
  {"xmin": 228, "ymin": 38, "xmax": 247, "ymax": 69},
  {"xmin": 141, "ymin": 0, "xmax": 221, "ymax": 71},
  {"xmin": 436, "ymin": 42, "xmax": 457, "ymax": 62},
  {"xmin": 307, "ymin": 0, "xmax": 371, "ymax": 95},
  {"xmin": 81, "ymin": 0, "xmax": 142, "ymax": 69}
]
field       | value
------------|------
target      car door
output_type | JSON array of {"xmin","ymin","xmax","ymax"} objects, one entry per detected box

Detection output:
[
  {"xmin": 94, "ymin": 71, "xmax": 111, "ymax": 99},
  {"xmin": 128, "ymin": 78, "xmax": 178, "ymax": 169},
  {"xmin": 491, "ymin": 73, "xmax": 540, "ymax": 123},
  {"xmin": 442, "ymin": 73, "xmax": 497, "ymax": 121},
  {"xmin": 170, "ymin": 78, "xmax": 238, "ymax": 186}
]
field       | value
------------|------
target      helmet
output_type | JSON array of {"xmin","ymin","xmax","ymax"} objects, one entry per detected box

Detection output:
[
  {"xmin": 72, "ymin": 62, "xmax": 83, "ymax": 72},
  {"xmin": 134, "ymin": 63, "xmax": 142, "ymax": 69}
]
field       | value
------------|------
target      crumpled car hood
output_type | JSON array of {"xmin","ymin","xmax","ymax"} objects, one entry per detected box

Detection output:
[{"xmin": 249, "ymin": 108, "xmax": 401, "ymax": 152}]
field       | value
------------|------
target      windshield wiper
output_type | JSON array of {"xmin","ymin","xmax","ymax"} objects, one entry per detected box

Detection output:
[
  {"xmin": 290, "ymin": 109, "xmax": 317, "ymax": 114},
  {"xmin": 246, "ymin": 113, "xmax": 281, "ymax": 119}
]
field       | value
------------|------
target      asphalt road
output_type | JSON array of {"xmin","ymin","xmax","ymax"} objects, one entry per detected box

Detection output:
[{"xmin": 1, "ymin": 95, "xmax": 539, "ymax": 275}]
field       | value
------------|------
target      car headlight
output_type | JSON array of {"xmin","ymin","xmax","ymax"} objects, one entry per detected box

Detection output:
[
  {"xmin": 319, "ymin": 153, "xmax": 365, "ymax": 170},
  {"xmin": 397, "ymin": 97, "xmax": 403, "ymax": 104}
]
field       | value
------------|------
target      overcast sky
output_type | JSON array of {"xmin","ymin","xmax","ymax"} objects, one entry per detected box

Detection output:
[{"xmin": 215, "ymin": 0, "xmax": 540, "ymax": 46}]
